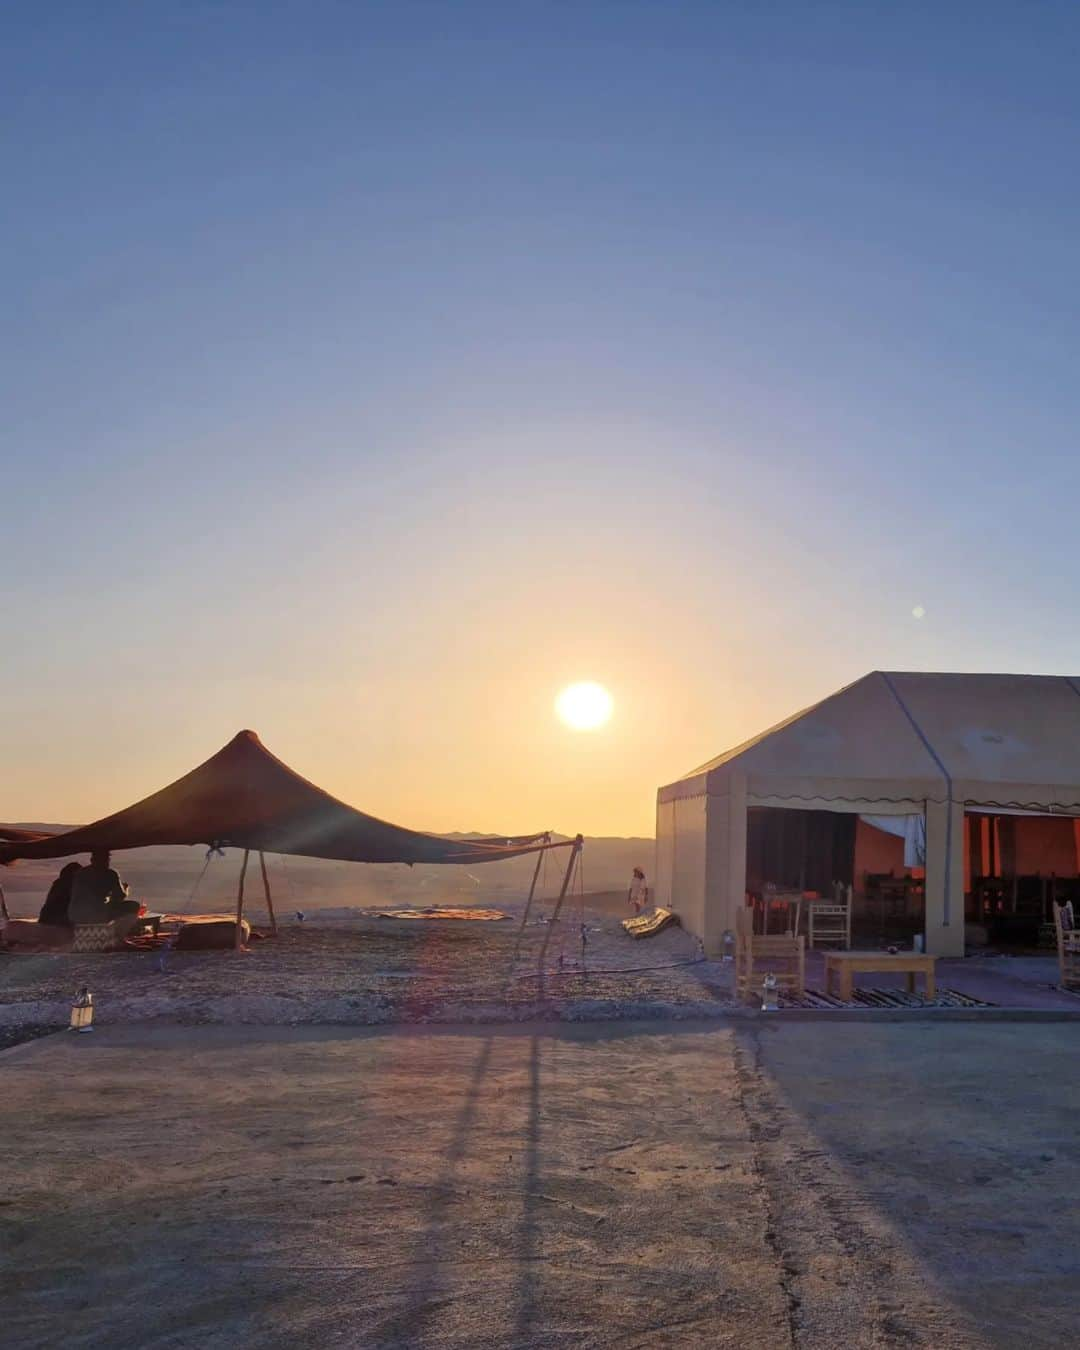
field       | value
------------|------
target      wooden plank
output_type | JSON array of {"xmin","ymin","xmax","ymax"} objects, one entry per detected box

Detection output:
[{"xmin": 824, "ymin": 951, "xmax": 934, "ymax": 969}]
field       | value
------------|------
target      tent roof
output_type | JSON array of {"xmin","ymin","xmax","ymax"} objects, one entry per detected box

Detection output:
[
  {"xmin": 0, "ymin": 730, "xmax": 557, "ymax": 866},
  {"xmin": 661, "ymin": 671, "xmax": 1080, "ymax": 811}
]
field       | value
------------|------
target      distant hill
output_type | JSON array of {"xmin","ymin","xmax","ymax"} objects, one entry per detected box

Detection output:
[{"xmin": 0, "ymin": 828, "xmax": 655, "ymax": 915}]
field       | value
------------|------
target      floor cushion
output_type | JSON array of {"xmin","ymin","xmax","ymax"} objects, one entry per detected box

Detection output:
[
  {"xmin": 1, "ymin": 920, "xmax": 73, "ymax": 951},
  {"xmin": 174, "ymin": 918, "xmax": 250, "ymax": 950},
  {"xmin": 71, "ymin": 921, "xmax": 119, "ymax": 953}
]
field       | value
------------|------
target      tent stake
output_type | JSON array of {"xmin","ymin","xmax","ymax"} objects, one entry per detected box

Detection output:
[
  {"xmin": 258, "ymin": 851, "xmax": 278, "ymax": 935},
  {"xmin": 537, "ymin": 835, "xmax": 584, "ymax": 993},
  {"xmin": 234, "ymin": 849, "xmax": 250, "ymax": 951}
]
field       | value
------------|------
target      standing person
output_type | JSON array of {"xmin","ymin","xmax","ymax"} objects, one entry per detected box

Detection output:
[
  {"xmin": 69, "ymin": 849, "xmax": 141, "ymax": 936},
  {"xmin": 38, "ymin": 861, "xmax": 82, "ymax": 927},
  {"xmin": 628, "ymin": 867, "xmax": 649, "ymax": 916}
]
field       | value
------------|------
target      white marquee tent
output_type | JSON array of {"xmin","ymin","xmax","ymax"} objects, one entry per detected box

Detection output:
[{"xmin": 656, "ymin": 671, "xmax": 1080, "ymax": 956}]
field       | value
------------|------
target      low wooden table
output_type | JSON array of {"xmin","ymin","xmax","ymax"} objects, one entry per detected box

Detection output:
[{"xmin": 824, "ymin": 950, "xmax": 937, "ymax": 1002}]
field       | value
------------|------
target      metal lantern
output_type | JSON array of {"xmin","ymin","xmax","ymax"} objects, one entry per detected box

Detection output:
[
  {"xmin": 70, "ymin": 987, "xmax": 94, "ymax": 1033},
  {"xmin": 760, "ymin": 972, "xmax": 779, "ymax": 1012}
]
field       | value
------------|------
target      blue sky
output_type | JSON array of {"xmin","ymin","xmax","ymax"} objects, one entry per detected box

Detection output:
[{"xmin": 4, "ymin": 2, "xmax": 1080, "ymax": 834}]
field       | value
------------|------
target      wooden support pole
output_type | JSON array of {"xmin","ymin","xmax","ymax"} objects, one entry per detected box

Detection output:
[
  {"xmin": 0, "ymin": 880, "xmax": 9, "ymax": 923},
  {"xmin": 506, "ymin": 843, "xmax": 549, "ymax": 979},
  {"xmin": 258, "ymin": 851, "xmax": 278, "ymax": 935},
  {"xmin": 537, "ymin": 835, "xmax": 584, "ymax": 988},
  {"xmin": 234, "ymin": 849, "xmax": 250, "ymax": 951}
]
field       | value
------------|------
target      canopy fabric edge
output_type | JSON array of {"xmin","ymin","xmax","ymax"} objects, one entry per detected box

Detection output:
[{"xmin": 0, "ymin": 732, "xmax": 573, "ymax": 868}]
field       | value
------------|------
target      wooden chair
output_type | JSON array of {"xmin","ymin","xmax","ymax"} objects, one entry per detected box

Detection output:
[
  {"xmin": 808, "ymin": 883, "xmax": 852, "ymax": 950},
  {"xmin": 1053, "ymin": 901, "xmax": 1080, "ymax": 990},
  {"xmin": 866, "ymin": 871, "xmax": 917, "ymax": 917},
  {"xmin": 735, "ymin": 908, "xmax": 805, "ymax": 1001}
]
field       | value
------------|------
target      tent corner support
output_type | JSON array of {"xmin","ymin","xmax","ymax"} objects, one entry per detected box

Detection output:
[
  {"xmin": 258, "ymin": 851, "xmax": 278, "ymax": 935},
  {"xmin": 234, "ymin": 849, "xmax": 250, "ymax": 951},
  {"xmin": 536, "ymin": 834, "xmax": 584, "ymax": 983}
]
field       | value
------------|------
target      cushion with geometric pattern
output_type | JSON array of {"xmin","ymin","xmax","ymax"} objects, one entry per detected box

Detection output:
[{"xmin": 71, "ymin": 921, "xmax": 118, "ymax": 953}]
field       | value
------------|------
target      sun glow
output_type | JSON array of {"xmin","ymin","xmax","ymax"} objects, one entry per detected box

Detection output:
[{"xmin": 555, "ymin": 681, "xmax": 614, "ymax": 731}]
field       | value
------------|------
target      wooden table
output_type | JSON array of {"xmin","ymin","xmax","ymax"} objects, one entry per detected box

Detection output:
[{"xmin": 824, "ymin": 951, "xmax": 937, "ymax": 1001}]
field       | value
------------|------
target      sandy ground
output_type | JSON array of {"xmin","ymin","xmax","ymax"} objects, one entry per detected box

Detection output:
[
  {"xmin": 5, "ymin": 1020, "xmax": 1076, "ymax": 1349},
  {"xmin": 0, "ymin": 909, "xmax": 722, "ymax": 1032},
  {"xmin": 750, "ymin": 1022, "xmax": 1080, "ymax": 1350},
  {"xmin": 4, "ymin": 913, "xmax": 1079, "ymax": 1040},
  {"xmin": 3, "ymin": 896, "xmax": 1077, "ymax": 1035}
]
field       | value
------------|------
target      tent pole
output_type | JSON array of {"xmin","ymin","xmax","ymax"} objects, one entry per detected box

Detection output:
[
  {"xmin": 0, "ymin": 879, "xmax": 8, "ymax": 923},
  {"xmin": 258, "ymin": 851, "xmax": 278, "ymax": 935},
  {"xmin": 234, "ymin": 849, "xmax": 250, "ymax": 951},
  {"xmin": 506, "ymin": 843, "xmax": 548, "ymax": 978},
  {"xmin": 537, "ymin": 835, "xmax": 584, "ymax": 990}
]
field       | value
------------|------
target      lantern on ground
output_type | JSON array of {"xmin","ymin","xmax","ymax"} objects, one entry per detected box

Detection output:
[
  {"xmin": 760, "ymin": 972, "xmax": 779, "ymax": 1012},
  {"xmin": 70, "ymin": 987, "xmax": 94, "ymax": 1033}
]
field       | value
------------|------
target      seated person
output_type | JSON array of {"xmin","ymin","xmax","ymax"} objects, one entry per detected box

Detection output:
[
  {"xmin": 37, "ymin": 861, "xmax": 82, "ymax": 927},
  {"xmin": 69, "ymin": 849, "xmax": 141, "ymax": 937}
]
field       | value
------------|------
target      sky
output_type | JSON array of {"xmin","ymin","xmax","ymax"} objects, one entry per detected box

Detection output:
[{"xmin": 4, "ymin": 1, "xmax": 1080, "ymax": 837}]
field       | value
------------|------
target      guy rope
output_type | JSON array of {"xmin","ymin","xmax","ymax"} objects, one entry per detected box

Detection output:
[
  {"xmin": 535, "ymin": 835, "xmax": 584, "ymax": 994},
  {"xmin": 504, "ymin": 834, "xmax": 582, "ymax": 988}
]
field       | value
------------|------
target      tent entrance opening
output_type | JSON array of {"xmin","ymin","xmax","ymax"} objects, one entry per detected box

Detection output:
[
  {"xmin": 747, "ymin": 807, "xmax": 927, "ymax": 945},
  {"xmin": 965, "ymin": 810, "xmax": 1080, "ymax": 949}
]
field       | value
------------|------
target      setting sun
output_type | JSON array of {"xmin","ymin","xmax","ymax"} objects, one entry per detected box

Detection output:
[{"xmin": 555, "ymin": 681, "xmax": 613, "ymax": 731}]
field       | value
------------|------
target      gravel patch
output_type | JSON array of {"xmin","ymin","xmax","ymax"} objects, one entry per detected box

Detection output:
[
  {"xmin": 0, "ymin": 908, "xmax": 736, "ymax": 1031},
  {"xmin": 0, "ymin": 1022, "xmax": 63, "ymax": 1052}
]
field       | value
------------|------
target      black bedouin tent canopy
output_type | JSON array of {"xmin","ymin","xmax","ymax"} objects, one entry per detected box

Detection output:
[
  {"xmin": 0, "ymin": 730, "xmax": 564, "ymax": 866},
  {"xmin": 0, "ymin": 731, "xmax": 582, "ymax": 941}
]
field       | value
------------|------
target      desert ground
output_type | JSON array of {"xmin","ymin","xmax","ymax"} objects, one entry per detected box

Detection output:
[
  {"xmin": 4, "ymin": 890, "xmax": 1078, "ymax": 1038},
  {"xmin": 3, "ymin": 1020, "xmax": 1077, "ymax": 1349},
  {"xmin": 3, "ymin": 864, "xmax": 1078, "ymax": 1348},
  {"xmin": 0, "ymin": 901, "xmax": 721, "ymax": 1033}
]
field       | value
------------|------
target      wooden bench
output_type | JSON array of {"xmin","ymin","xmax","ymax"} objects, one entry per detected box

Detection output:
[{"xmin": 824, "ymin": 950, "xmax": 936, "ymax": 1002}]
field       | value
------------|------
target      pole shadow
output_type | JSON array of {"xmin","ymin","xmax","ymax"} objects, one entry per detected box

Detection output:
[
  {"xmin": 376, "ymin": 1035, "xmax": 497, "ymax": 1347},
  {"xmin": 513, "ymin": 1035, "xmax": 542, "ymax": 1342}
]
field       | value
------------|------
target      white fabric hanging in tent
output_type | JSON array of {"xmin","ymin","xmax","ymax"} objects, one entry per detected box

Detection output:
[{"xmin": 860, "ymin": 814, "xmax": 926, "ymax": 867}]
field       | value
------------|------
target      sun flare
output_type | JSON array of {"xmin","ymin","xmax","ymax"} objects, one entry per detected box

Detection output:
[{"xmin": 555, "ymin": 681, "xmax": 613, "ymax": 731}]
